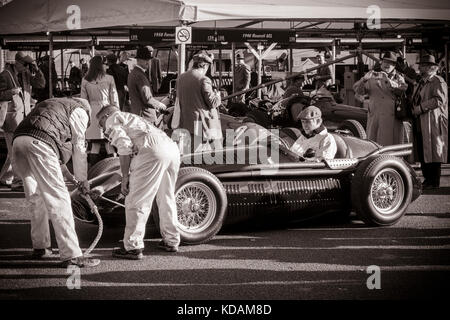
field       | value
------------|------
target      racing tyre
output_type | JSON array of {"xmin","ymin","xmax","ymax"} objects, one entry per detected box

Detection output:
[
  {"xmin": 88, "ymin": 157, "xmax": 120, "ymax": 180},
  {"xmin": 351, "ymin": 155, "xmax": 413, "ymax": 226},
  {"xmin": 153, "ymin": 167, "xmax": 227, "ymax": 245},
  {"xmin": 338, "ymin": 119, "xmax": 367, "ymax": 139}
]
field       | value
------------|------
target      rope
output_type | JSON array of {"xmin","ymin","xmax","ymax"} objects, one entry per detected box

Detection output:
[{"xmin": 80, "ymin": 193, "xmax": 104, "ymax": 257}]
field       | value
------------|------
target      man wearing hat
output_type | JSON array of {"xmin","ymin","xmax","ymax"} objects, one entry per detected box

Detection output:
[
  {"xmin": 233, "ymin": 53, "xmax": 251, "ymax": 104},
  {"xmin": 353, "ymin": 51, "xmax": 408, "ymax": 146},
  {"xmin": 290, "ymin": 105, "xmax": 337, "ymax": 161},
  {"xmin": 177, "ymin": 52, "xmax": 222, "ymax": 151},
  {"xmin": 127, "ymin": 46, "xmax": 166, "ymax": 125},
  {"xmin": 411, "ymin": 54, "xmax": 448, "ymax": 189},
  {"xmin": 313, "ymin": 53, "xmax": 332, "ymax": 90},
  {"xmin": 0, "ymin": 51, "xmax": 45, "ymax": 191},
  {"xmin": 106, "ymin": 53, "xmax": 128, "ymax": 110}
]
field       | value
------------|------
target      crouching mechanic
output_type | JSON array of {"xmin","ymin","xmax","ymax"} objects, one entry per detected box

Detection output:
[
  {"xmin": 12, "ymin": 97, "xmax": 100, "ymax": 268},
  {"xmin": 290, "ymin": 105, "xmax": 337, "ymax": 161},
  {"xmin": 96, "ymin": 106, "xmax": 181, "ymax": 259}
]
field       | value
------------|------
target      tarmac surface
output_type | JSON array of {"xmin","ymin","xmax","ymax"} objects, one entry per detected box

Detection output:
[{"xmin": 0, "ymin": 166, "xmax": 449, "ymax": 300}]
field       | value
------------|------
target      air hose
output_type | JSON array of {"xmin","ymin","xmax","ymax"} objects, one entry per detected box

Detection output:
[{"xmin": 79, "ymin": 193, "xmax": 104, "ymax": 257}]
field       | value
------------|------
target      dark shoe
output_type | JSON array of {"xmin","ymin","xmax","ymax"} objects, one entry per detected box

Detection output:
[
  {"xmin": 31, "ymin": 248, "xmax": 53, "ymax": 259},
  {"xmin": 158, "ymin": 240, "xmax": 179, "ymax": 252},
  {"xmin": 61, "ymin": 256, "xmax": 101, "ymax": 268},
  {"xmin": 112, "ymin": 247, "xmax": 143, "ymax": 260}
]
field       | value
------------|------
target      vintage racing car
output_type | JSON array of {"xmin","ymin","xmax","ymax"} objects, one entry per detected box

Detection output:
[{"xmin": 70, "ymin": 121, "xmax": 421, "ymax": 245}]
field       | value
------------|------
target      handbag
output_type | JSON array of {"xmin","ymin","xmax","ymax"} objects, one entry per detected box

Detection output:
[
  {"xmin": 394, "ymin": 92, "xmax": 411, "ymax": 121},
  {"xmin": 1, "ymin": 70, "xmax": 25, "ymax": 132}
]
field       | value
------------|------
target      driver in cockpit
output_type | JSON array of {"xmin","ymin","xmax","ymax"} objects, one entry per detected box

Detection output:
[{"xmin": 290, "ymin": 105, "xmax": 337, "ymax": 162}]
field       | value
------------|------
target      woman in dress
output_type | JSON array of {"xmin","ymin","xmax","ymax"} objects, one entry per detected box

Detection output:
[{"xmin": 81, "ymin": 55, "xmax": 119, "ymax": 164}]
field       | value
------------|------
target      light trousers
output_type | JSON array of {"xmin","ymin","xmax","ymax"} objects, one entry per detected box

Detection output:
[
  {"xmin": 123, "ymin": 136, "xmax": 181, "ymax": 250},
  {"xmin": 12, "ymin": 136, "xmax": 83, "ymax": 261}
]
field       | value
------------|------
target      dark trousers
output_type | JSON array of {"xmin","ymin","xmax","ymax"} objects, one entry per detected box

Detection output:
[{"xmin": 415, "ymin": 122, "xmax": 441, "ymax": 186}]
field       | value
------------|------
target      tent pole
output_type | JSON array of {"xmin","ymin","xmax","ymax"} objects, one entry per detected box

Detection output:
[
  {"xmin": 60, "ymin": 49, "xmax": 64, "ymax": 93},
  {"xmin": 49, "ymin": 32, "xmax": 53, "ymax": 98},
  {"xmin": 445, "ymin": 41, "xmax": 448, "ymax": 85},
  {"xmin": 178, "ymin": 43, "xmax": 186, "ymax": 75},
  {"xmin": 332, "ymin": 40, "xmax": 336, "ymax": 85},
  {"xmin": 257, "ymin": 43, "xmax": 262, "ymax": 99},
  {"xmin": 218, "ymin": 47, "xmax": 222, "ymax": 89},
  {"xmin": 289, "ymin": 48, "xmax": 293, "ymax": 74},
  {"xmin": 0, "ymin": 47, "xmax": 4, "ymax": 72},
  {"xmin": 231, "ymin": 42, "xmax": 236, "ymax": 95}
]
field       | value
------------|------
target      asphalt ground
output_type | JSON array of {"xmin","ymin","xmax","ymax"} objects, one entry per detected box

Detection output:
[{"xmin": 0, "ymin": 166, "xmax": 449, "ymax": 301}]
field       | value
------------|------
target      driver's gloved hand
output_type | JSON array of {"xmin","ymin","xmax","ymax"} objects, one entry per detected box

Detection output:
[{"xmin": 304, "ymin": 148, "xmax": 316, "ymax": 158}]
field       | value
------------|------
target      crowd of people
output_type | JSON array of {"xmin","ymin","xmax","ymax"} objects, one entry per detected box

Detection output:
[{"xmin": 0, "ymin": 47, "xmax": 448, "ymax": 268}]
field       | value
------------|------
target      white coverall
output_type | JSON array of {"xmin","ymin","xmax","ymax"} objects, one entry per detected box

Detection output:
[
  {"xmin": 104, "ymin": 111, "xmax": 181, "ymax": 250},
  {"xmin": 290, "ymin": 127, "xmax": 337, "ymax": 161},
  {"xmin": 12, "ymin": 109, "xmax": 89, "ymax": 261}
]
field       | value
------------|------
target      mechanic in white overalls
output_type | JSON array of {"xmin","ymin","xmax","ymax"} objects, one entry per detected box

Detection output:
[
  {"xmin": 290, "ymin": 105, "xmax": 337, "ymax": 161},
  {"xmin": 96, "ymin": 106, "xmax": 181, "ymax": 259}
]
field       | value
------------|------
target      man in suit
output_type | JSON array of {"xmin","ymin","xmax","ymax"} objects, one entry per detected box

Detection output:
[
  {"xmin": 177, "ymin": 52, "xmax": 222, "ymax": 152},
  {"xmin": 233, "ymin": 53, "xmax": 251, "ymax": 104},
  {"xmin": 411, "ymin": 54, "xmax": 448, "ymax": 189},
  {"xmin": 106, "ymin": 53, "xmax": 128, "ymax": 110},
  {"xmin": 127, "ymin": 46, "xmax": 166, "ymax": 125}
]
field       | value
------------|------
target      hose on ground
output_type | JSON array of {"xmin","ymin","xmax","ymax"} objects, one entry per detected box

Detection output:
[{"xmin": 80, "ymin": 193, "xmax": 103, "ymax": 257}]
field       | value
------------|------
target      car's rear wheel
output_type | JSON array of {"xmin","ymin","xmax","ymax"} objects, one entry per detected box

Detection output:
[
  {"xmin": 351, "ymin": 155, "xmax": 412, "ymax": 226},
  {"xmin": 338, "ymin": 119, "xmax": 367, "ymax": 139},
  {"xmin": 153, "ymin": 167, "xmax": 227, "ymax": 245},
  {"xmin": 88, "ymin": 157, "xmax": 120, "ymax": 179}
]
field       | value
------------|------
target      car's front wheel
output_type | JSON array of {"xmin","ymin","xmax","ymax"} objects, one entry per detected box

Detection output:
[{"xmin": 351, "ymin": 155, "xmax": 413, "ymax": 226}]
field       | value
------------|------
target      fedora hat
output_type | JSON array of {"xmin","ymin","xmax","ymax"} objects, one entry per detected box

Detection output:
[
  {"xmin": 381, "ymin": 51, "xmax": 397, "ymax": 63},
  {"xmin": 418, "ymin": 54, "xmax": 438, "ymax": 66},
  {"xmin": 193, "ymin": 52, "xmax": 213, "ymax": 64},
  {"xmin": 15, "ymin": 51, "xmax": 34, "ymax": 65}
]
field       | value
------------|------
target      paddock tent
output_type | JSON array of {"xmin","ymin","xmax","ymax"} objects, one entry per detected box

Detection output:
[
  {"xmin": 1, "ymin": 0, "xmax": 450, "ymax": 35},
  {"xmin": 0, "ymin": 0, "xmax": 196, "ymax": 35}
]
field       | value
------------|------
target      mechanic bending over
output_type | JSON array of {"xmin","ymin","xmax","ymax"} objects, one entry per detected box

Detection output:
[
  {"xmin": 290, "ymin": 105, "xmax": 337, "ymax": 161},
  {"xmin": 95, "ymin": 106, "xmax": 181, "ymax": 260},
  {"xmin": 12, "ymin": 97, "xmax": 100, "ymax": 268}
]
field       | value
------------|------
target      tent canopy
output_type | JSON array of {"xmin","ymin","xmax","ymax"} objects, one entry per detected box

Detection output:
[{"xmin": 0, "ymin": 0, "xmax": 450, "ymax": 35}]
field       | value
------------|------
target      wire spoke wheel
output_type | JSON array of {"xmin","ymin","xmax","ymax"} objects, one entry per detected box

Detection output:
[
  {"xmin": 370, "ymin": 168, "xmax": 404, "ymax": 215},
  {"xmin": 176, "ymin": 182, "xmax": 217, "ymax": 233}
]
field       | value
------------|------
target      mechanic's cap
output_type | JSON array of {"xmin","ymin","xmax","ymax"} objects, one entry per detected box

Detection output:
[
  {"xmin": 193, "ymin": 52, "xmax": 213, "ymax": 64},
  {"xmin": 299, "ymin": 105, "xmax": 322, "ymax": 120}
]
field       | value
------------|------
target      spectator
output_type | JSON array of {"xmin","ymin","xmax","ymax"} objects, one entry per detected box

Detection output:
[
  {"xmin": 127, "ymin": 46, "xmax": 166, "ymax": 125},
  {"xmin": 81, "ymin": 55, "xmax": 119, "ymax": 164},
  {"xmin": 353, "ymin": 51, "xmax": 408, "ymax": 146},
  {"xmin": 177, "ymin": 52, "xmax": 222, "ymax": 152},
  {"xmin": 233, "ymin": 53, "xmax": 251, "ymax": 103},
  {"xmin": 106, "ymin": 53, "xmax": 128, "ymax": 110},
  {"xmin": 314, "ymin": 53, "xmax": 332, "ymax": 90},
  {"xmin": 0, "ymin": 51, "xmax": 45, "ymax": 191},
  {"xmin": 80, "ymin": 58, "xmax": 89, "ymax": 78},
  {"xmin": 34, "ymin": 55, "xmax": 57, "ymax": 103},
  {"xmin": 68, "ymin": 60, "xmax": 82, "ymax": 94},
  {"xmin": 411, "ymin": 54, "xmax": 448, "ymax": 189}
]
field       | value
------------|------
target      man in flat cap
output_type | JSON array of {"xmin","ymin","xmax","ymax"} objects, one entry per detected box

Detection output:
[
  {"xmin": 127, "ymin": 46, "xmax": 166, "ymax": 125},
  {"xmin": 0, "ymin": 51, "xmax": 45, "ymax": 191},
  {"xmin": 290, "ymin": 105, "xmax": 337, "ymax": 161},
  {"xmin": 177, "ymin": 52, "xmax": 222, "ymax": 152}
]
